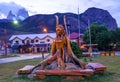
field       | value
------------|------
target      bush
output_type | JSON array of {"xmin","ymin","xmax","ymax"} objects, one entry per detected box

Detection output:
[{"xmin": 70, "ymin": 42, "xmax": 82, "ymax": 58}]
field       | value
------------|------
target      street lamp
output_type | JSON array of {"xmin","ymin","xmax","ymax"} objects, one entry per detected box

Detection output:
[
  {"xmin": 3, "ymin": 20, "xmax": 18, "ymax": 56},
  {"xmin": 3, "ymin": 29, "xmax": 7, "ymax": 56},
  {"xmin": 13, "ymin": 20, "xmax": 18, "ymax": 25},
  {"xmin": 43, "ymin": 27, "xmax": 48, "ymax": 33},
  {"xmin": 13, "ymin": 20, "xmax": 19, "ymax": 25}
]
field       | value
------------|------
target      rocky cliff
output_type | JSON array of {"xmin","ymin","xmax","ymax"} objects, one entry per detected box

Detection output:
[
  {"xmin": 0, "ymin": 7, "xmax": 118, "ymax": 39},
  {"xmin": 19, "ymin": 7, "xmax": 117, "ymax": 33}
]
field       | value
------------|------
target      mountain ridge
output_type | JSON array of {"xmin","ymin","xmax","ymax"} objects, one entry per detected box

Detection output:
[{"xmin": 0, "ymin": 7, "xmax": 118, "ymax": 39}]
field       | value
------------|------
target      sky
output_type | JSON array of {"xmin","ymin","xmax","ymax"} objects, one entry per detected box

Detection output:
[{"xmin": 0, "ymin": 0, "xmax": 120, "ymax": 27}]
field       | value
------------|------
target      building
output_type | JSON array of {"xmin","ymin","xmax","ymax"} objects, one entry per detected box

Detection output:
[
  {"xmin": 70, "ymin": 32, "xmax": 84, "ymax": 46},
  {"xmin": 9, "ymin": 33, "xmax": 56, "ymax": 53},
  {"xmin": 9, "ymin": 32, "xmax": 85, "ymax": 53}
]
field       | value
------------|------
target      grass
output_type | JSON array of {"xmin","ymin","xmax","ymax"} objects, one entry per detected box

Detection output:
[
  {"xmin": 0, "ymin": 54, "xmax": 19, "ymax": 58},
  {"xmin": 0, "ymin": 56, "xmax": 120, "ymax": 82}
]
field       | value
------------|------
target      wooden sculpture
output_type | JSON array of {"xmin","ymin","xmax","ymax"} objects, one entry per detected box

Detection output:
[{"xmin": 17, "ymin": 15, "xmax": 107, "ymax": 80}]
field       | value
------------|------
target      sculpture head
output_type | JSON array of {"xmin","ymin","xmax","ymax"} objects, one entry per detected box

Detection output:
[{"xmin": 56, "ymin": 24, "xmax": 64, "ymax": 36}]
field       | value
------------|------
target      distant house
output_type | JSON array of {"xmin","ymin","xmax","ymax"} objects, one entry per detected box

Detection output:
[
  {"xmin": 9, "ymin": 33, "xmax": 56, "ymax": 53},
  {"xmin": 70, "ymin": 32, "xmax": 84, "ymax": 46},
  {"xmin": 9, "ymin": 32, "xmax": 84, "ymax": 53}
]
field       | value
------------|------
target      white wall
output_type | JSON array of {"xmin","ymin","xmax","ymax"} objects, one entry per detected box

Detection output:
[
  {"xmin": 11, "ymin": 35, "xmax": 54, "ymax": 45},
  {"xmin": 12, "ymin": 37, "xmax": 23, "ymax": 45}
]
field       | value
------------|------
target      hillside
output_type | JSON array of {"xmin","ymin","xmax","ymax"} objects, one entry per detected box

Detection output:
[{"xmin": 0, "ymin": 7, "xmax": 118, "ymax": 39}]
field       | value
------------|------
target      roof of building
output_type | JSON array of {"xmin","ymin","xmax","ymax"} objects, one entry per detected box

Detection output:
[
  {"xmin": 70, "ymin": 32, "xmax": 79, "ymax": 39},
  {"xmin": 70, "ymin": 32, "xmax": 84, "ymax": 39},
  {"xmin": 9, "ymin": 33, "xmax": 56, "ymax": 41}
]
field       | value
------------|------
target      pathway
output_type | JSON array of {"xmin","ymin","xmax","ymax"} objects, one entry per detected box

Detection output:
[{"xmin": 0, "ymin": 53, "xmax": 49, "ymax": 64}]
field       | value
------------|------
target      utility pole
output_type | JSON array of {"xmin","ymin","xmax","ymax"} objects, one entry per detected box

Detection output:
[
  {"xmin": 4, "ymin": 29, "xmax": 7, "ymax": 56},
  {"xmin": 88, "ymin": 20, "xmax": 92, "ymax": 57},
  {"xmin": 78, "ymin": 6, "xmax": 81, "ymax": 46}
]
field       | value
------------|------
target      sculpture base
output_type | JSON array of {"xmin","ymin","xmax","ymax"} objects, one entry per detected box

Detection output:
[
  {"xmin": 17, "ymin": 62, "xmax": 107, "ymax": 80},
  {"xmin": 34, "ymin": 69, "xmax": 93, "ymax": 80}
]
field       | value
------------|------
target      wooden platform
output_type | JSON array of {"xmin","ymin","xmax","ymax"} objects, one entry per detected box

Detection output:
[
  {"xmin": 34, "ymin": 69, "xmax": 94, "ymax": 80},
  {"xmin": 17, "ymin": 65, "xmax": 35, "ymax": 74},
  {"xmin": 86, "ymin": 62, "xmax": 107, "ymax": 72},
  {"xmin": 17, "ymin": 62, "xmax": 107, "ymax": 80}
]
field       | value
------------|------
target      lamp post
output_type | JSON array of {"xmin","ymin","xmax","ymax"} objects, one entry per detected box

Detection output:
[
  {"xmin": 77, "ymin": 6, "xmax": 81, "ymax": 47},
  {"xmin": 3, "ymin": 29, "xmax": 7, "ymax": 56},
  {"xmin": 2, "ymin": 20, "xmax": 19, "ymax": 56},
  {"xmin": 42, "ymin": 27, "xmax": 48, "ymax": 58},
  {"xmin": 88, "ymin": 19, "xmax": 92, "ymax": 57}
]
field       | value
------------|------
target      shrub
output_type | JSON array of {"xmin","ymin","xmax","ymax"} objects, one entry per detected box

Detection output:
[{"xmin": 70, "ymin": 42, "xmax": 82, "ymax": 58}]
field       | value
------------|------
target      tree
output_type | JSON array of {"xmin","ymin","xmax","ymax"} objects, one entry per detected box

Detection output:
[
  {"xmin": 96, "ymin": 31, "xmax": 112, "ymax": 51},
  {"xmin": 112, "ymin": 28, "xmax": 120, "ymax": 44},
  {"xmin": 83, "ymin": 22, "xmax": 108, "ymax": 44},
  {"xmin": 83, "ymin": 22, "xmax": 110, "ymax": 49},
  {"xmin": 70, "ymin": 42, "xmax": 82, "ymax": 58},
  {"xmin": 109, "ymin": 28, "xmax": 120, "ymax": 50}
]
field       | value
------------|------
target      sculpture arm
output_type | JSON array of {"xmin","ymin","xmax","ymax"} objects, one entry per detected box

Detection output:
[
  {"xmin": 51, "ymin": 40, "xmax": 56, "ymax": 56},
  {"xmin": 65, "ymin": 35, "xmax": 73, "ymax": 57}
]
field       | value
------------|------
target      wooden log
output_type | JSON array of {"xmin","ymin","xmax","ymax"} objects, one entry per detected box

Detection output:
[
  {"xmin": 35, "ymin": 69, "xmax": 94, "ymax": 76},
  {"xmin": 17, "ymin": 65, "xmax": 35, "ymax": 74}
]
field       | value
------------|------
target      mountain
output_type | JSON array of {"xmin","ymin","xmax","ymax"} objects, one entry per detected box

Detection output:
[
  {"xmin": 7, "ymin": 11, "xmax": 16, "ymax": 20},
  {"xmin": 17, "ymin": 8, "xmax": 29, "ymax": 20},
  {"xmin": 18, "ymin": 7, "xmax": 117, "ymax": 33},
  {"xmin": 6, "ymin": 8, "xmax": 29, "ymax": 21},
  {"xmin": 0, "ymin": 2, "xmax": 25, "ymax": 19},
  {"xmin": 80, "ymin": 7, "xmax": 117, "ymax": 30},
  {"xmin": 0, "ymin": 7, "xmax": 118, "ymax": 39}
]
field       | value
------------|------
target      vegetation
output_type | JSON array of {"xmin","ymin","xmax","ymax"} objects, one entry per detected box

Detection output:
[
  {"xmin": 0, "ymin": 56, "xmax": 120, "ymax": 82},
  {"xmin": 83, "ymin": 22, "xmax": 120, "ymax": 51},
  {"xmin": 70, "ymin": 42, "xmax": 82, "ymax": 58},
  {"xmin": 83, "ymin": 22, "xmax": 108, "ymax": 44}
]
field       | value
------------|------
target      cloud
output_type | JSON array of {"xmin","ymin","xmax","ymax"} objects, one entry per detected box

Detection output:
[
  {"xmin": 0, "ymin": 2, "xmax": 24, "ymax": 19},
  {"xmin": 0, "ymin": 13, "xmax": 6, "ymax": 18},
  {"xmin": 0, "ymin": 0, "xmax": 120, "ymax": 26}
]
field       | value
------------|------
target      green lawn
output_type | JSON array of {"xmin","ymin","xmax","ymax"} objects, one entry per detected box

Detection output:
[
  {"xmin": 0, "ymin": 54, "xmax": 19, "ymax": 58},
  {"xmin": 0, "ymin": 56, "xmax": 120, "ymax": 82}
]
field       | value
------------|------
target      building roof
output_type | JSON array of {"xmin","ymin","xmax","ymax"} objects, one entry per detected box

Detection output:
[
  {"xmin": 9, "ymin": 33, "xmax": 56, "ymax": 41},
  {"xmin": 70, "ymin": 32, "xmax": 84, "ymax": 39},
  {"xmin": 70, "ymin": 32, "xmax": 79, "ymax": 39}
]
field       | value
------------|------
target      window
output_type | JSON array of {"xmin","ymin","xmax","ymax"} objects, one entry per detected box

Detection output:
[
  {"xmin": 31, "ymin": 40, "xmax": 34, "ymax": 43},
  {"xmin": 22, "ymin": 40, "xmax": 24, "ymax": 43},
  {"xmin": 46, "ymin": 39, "xmax": 50, "ymax": 42},
  {"xmin": 26, "ymin": 40, "xmax": 30, "ymax": 44},
  {"xmin": 36, "ymin": 40, "xmax": 39, "ymax": 42},
  {"xmin": 40, "ymin": 41, "xmax": 45, "ymax": 43},
  {"xmin": 16, "ymin": 41, "xmax": 19, "ymax": 44}
]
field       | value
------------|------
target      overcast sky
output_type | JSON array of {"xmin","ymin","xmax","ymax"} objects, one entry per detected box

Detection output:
[{"xmin": 0, "ymin": 0, "xmax": 120, "ymax": 27}]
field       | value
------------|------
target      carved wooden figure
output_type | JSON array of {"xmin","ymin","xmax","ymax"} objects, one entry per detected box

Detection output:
[{"xmin": 17, "ymin": 15, "xmax": 107, "ymax": 80}]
